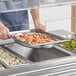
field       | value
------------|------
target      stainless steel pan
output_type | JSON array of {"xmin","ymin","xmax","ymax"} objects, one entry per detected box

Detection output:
[{"xmin": 11, "ymin": 30, "xmax": 67, "ymax": 48}]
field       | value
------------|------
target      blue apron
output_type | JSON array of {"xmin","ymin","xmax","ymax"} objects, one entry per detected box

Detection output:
[
  {"xmin": 0, "ymin": 10, "xmax": 29, "ymax": 31},
  {"xmin": 0, "ymin": 0, "xmax": 29, "ymax": 31}
]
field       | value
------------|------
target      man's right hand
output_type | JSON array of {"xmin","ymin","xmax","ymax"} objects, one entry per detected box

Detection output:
[{"xmin": 0, "ymin": 21, "xmax": 10, "ymax": 39}]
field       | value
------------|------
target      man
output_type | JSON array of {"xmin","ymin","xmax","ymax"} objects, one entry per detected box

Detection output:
[{"xmin": 0, "ymin": 0, "xmax": 46, "ymax": 39}]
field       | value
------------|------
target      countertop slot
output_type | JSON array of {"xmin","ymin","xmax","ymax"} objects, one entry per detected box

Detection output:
[{"xmin": 28, "ymin": 47, "xmax": 70, "ymax": 62}]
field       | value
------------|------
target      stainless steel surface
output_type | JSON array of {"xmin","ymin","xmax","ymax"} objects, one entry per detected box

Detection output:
[
  {"xmin": 1, "ymin": 58, "xmax": 76, "ymax": 76},
  {"xmin": 11, "ymin": 30, "xmax": 67, "ymax": 48},
  {"xmin": 56, "ymin": 33, "xmax": 76, "ymax": 54},
  {"xmin": 3, "ymin": 42, "xmax": 75, "ymax": 61},
  {"xmin": 0, "ymin": 38, "xmax": 14, "ymax": 45},
  {"xmin": 27, "ymin": 46, "xmax": 73, "ymax": 62},
  {"xmin": 11, "ymin": 62, "xmax": 76, "ymax": 76},
  {"xmin": 0, "ymin": 46, "xmax": 30, "ymax": 68},
  {"xmin": 0, "ymin": 30, "xmax": 75, "ymax": 75},
  {"xmin": 49, "ymin": 30, "xmax": 73, "ymax": 36},
  {"xmin": 49, "ymin": 30, "xmax": 74, "ymax": 39},
  {"xmin": 57, "ymin": 43, "xmax": 76, "ymax": 55},
  {"xmin": 0, "ymin": 0, "xmax": 8, "ymax": 1},
  {"xmin": 0, "ymin": 63, "xmax": 4, "ymax": 70},
  {"xmin": 49, "ymin": 30, "xmax": 76, "ymax": 41},
  {"xmin": 4, "ymin": 43, "xmax": 33, "ymax": 59}
]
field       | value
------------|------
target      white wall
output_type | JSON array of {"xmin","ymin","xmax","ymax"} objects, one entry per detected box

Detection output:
[{"xmin": 28, "ymin": 5, "xmax": 71, "ymax": 32}]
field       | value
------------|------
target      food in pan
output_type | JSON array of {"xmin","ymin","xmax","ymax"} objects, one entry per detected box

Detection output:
[
  {"xmin": 58, "ymin": 38, "xmax": 76, "ymax": 51},
  {"xmin": 13, "ymin": 33, "xmax": 55, "ymax": 44},
  {"xmin": 0, "ymin": 49, "xmax": 22, "ymax": 66}
]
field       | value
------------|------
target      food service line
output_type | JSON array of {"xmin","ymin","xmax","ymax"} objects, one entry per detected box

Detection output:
[{"xmin": 0, "ymin": 30, "xmax": 75, "ymax": 75}]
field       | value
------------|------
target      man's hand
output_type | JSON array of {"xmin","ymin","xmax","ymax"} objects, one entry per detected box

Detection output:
[
  {"xmin": 35, "ymin": 23, "xmax": 46, "ymax": 31},
  {"xmin": 30, "ymin": 9, "xmax": 46, "ymax": 31},
  {"xmin": 0, "ymin": 21, "xmax": 10, "ymax": 39}
]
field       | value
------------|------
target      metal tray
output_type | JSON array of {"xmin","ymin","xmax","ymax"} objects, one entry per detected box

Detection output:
[
  {"xmin": 50, "ymin": 30, "xmax": 76, "ymax": 39},
  {"xmin": 56, "ymin": 40, "xmax": 76, "ymax": 54},
  {"xmin": 3, "ymin": 43, "xmax": 74, "ymax": 63},
  {"xmin": 0, "ymin": 63, "xmax": 4, "ymax": 70},
  {"xmin": 0, "ymin": 47, "xmax": 29, "ymax": 68},
  {"xmin": 11, "ymin": 30, "xmax": 67, "ymax": 48}
]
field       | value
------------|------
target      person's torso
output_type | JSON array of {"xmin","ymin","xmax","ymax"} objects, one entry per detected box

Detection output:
[
  {"xmin": 0, "ymin": 0, "xmax": 26, "ymax": 11},
  {"xmin": 0, "ymin": 0, "xmax": 29, "ymax": 31},
  {"xmin": 0, "ymin": 10, "xmax": 29, "ymax": 31}
]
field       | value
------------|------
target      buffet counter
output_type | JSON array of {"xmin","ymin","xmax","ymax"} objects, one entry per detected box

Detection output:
[{"xmin": 0, "ymin": 30, "xmax": 75, "ymax": 76}]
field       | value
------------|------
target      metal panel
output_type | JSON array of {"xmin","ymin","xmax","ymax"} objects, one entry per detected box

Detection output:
[{"xmin": 0, "ymin": 47, "xmax": 29, "ymax": 68}]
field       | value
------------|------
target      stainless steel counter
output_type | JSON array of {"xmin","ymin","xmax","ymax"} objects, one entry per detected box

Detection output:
[{"xmin": 0, "ymin": 30, "xmax": 76, "ymax": 76}]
